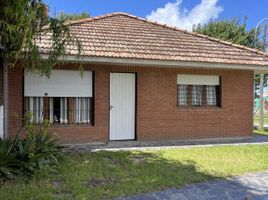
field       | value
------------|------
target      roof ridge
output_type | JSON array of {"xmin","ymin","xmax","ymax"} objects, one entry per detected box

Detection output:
[{"xmin": 63, "ymin": 12, "xmax": 129, "ymax": 26}]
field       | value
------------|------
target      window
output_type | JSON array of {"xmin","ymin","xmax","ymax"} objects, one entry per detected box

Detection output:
[
  {"xmin": 73, "ymin": 97, "xmax": 92, "ymax": 124},
  {"xmin": 50, "ymin": 97, "xmax": 68, "ymax": 124},
  {"xmin": 177, "ymin": 85, "xmax": 188, "ymax": 106},
  {"xmin": 28, "ymin": 97, "xmax": 44, "ymax": 123},
  {"xmin": 25, "ymin": 97, "xmax": 94, "ymax": 125},
  {"xmin": 177, "ymin": 74, "xmax": 221, "ymax": 107},
  {"xmin": 24, "ymin": 70, "xmax": 94, "ymax": 125}
]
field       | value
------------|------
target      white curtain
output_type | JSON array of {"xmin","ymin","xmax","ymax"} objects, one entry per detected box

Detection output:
[
  {"xmin": 74, "ymin": 97, "xmax": 90, "ymax": 123},
  {"xmin": 178, "ymin": 85, "xmax": 188, "ymax": 105},
  {"xmin": 60, "ymin": 98, "xmax": 68, "ymax": 124},
  {"xmin": 192, "ymin": 85, "xmax": 203, "ymax": 106},
  {"xmin": 29, "ymin": 97, "xmax": 44, "ymax": 124},
  {"xmin": 206, "ymin": 86, "xmax": 217, "ymax": 105},
  {"xmin": 49, "ymin": 98, "xmax": 54, "ymax": 123}
]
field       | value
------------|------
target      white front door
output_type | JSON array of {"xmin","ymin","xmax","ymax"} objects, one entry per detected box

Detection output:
[{"xmin": 110, "ymin": 73, "xmax": 136, "ymax": 140}]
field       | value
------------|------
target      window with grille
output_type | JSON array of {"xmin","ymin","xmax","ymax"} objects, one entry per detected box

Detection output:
[
  {"xmin": 28, "ymin": 97, "xmax": 44, "ymax": 124},
  {"xmin": 24, "ymin": 70, "xmax": 94, "ymax": 125},
  {"xmin": 73, "ymin": 97, "xmax": 92, "ymax": 124},
  {"xmin": 177, "ymin": 74, "xmax": 221, "ymax": 107},
  {"xmin": 25, "ymin": 97, "xmax": 94, "ymax": 125}
]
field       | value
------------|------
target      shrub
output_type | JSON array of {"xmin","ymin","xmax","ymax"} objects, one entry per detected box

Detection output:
[
  {"xmin": 0, "ymin": 113, "xmax": 65, "ymax": 179},
  {"xmin": 0, "ymin": 139, "xmax": 20, "ymax": 179}
]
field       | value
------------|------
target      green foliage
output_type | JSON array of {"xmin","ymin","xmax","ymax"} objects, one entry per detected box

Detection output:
[
  {"xmin": 57, "ymin": 12, "xmax": 90, "ymax": 22},
  {"xmin": 193, "ymin": 17, "xmax": 260, "ymax": 49},
  {"xmin": 0, "ymin": 113, "xmax": 64, "ymax": 179},
  {"xmin": 254, "ymin": 74, "xmax": 268, "ymax": 97},
  {"xmin": 0, "ymin": 0, "xmax": 82, "ymax": 77},
  {"xmin": 193, "ymin": 17, "xmax": 266, "ymax": 93},
  {"xmin": 0, "ymin": 139, "xmax": 20, "ymax": 179},
  {"xmin": 2, "ymin": 145, "xmax": 268, "ymax": 199}
]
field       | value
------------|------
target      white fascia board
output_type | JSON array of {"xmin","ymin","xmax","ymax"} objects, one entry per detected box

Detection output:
[{"xmin": 40, "ymin": 54, "xmax": 268, "ymax": 72}]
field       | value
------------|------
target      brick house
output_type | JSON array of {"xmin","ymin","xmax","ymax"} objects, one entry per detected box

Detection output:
[{"xmin": 1, "ymin": 12, "xmax": 268, "ymax": 144}]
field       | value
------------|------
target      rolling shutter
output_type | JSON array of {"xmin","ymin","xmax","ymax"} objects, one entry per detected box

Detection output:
[
  {"xmin": 177, "ymin": 74, "xmax": 219, "ymax": 85},
  {"xmin": 24, "ymin": 70, "xmax": 92, "ymax": 97}
]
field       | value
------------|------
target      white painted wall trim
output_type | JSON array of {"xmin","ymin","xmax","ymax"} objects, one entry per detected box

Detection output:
[{"xmin": 41, "ymin": 54, "xmax": 268, "ymax": 73}]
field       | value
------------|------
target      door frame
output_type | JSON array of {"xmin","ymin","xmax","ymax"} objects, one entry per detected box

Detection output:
[{"xmin": 108, "ymin": 72, "xmax": 137, "ymax": 141}]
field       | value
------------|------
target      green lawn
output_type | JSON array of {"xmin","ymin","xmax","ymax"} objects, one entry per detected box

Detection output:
[
  {"xmin": 1, "ymin": 145, "xmax": 268, "ymax": 200},
  {"xmin": 253, "ymin": 116, "xmax": 268, "ymax": 125},
  {"xmin": 253, "ymin": 116, "xmax": 268, "ymax": 135},
  {"xmin": 254, "ymin": 128, "xmax": 268, "ymax": 136}
]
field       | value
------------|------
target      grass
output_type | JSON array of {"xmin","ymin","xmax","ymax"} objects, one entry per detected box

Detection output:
[
  {"xmin": 253, "ymin": 116, "xmax": 268, "ymax": 125},
  {"xmin": 253, "ymin": 116, "xmax": 268, "ymax": 135},
  {"xmin": 253, "ymin": 128, "xmax": 268, "ymax": 136},
  {"xmin": 1, "ymin": 145, "xmax": 268, "ymax": 199}
]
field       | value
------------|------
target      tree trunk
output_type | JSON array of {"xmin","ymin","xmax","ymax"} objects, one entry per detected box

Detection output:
[{"xmin": 259, "ymin": 74, "xmax": 264, "ymax": 131}]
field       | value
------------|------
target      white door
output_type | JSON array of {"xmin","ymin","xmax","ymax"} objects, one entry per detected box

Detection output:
[{"xmin": 110, "ymin": 73, "xmax": 136, "ymax": 140}]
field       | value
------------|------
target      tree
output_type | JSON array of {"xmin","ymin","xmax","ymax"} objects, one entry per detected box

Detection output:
[
  {"xmin": 193, "ymin": 17, "xmax": 267, "ymax": 97},
  {"xmin": 57, "ymin": 12, "xmax": 90, "ymax": 22},
  {"xmin": 193, "ymin": 17, "xmax": 258, "ymax": 48},
  {"xmin": 0, "ymin": 0, "xmax": 82, "ymax": 77}
]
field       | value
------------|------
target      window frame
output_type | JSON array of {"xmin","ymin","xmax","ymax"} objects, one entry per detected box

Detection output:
[
  {"xmin": 177, "ymin": 76, "xmax": 221, "ymax": 108},
  {"xmin": 24, "ymin": 96, "xmax": 94, "ymax": 126},
  {"xmin": 23, "ymin": 71, "xmax": 95, "ymax": 126}
]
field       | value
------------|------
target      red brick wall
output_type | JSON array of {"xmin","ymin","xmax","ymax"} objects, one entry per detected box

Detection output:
[
  {"xmin": 7, "ymin": 64, "xmax": 253, "ymax": 143},
  {"xmin": 136, "ymin": 68, "xmax": 253, "ymax": 140}
]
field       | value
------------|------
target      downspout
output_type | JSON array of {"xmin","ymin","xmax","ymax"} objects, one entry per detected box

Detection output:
[{"xmin": 3, "ymin": 58, "xmax": 8, "ymax": 139}]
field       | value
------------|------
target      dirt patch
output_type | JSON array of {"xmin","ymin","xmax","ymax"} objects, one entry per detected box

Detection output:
[
  {"xmin": 102, "ymin": 157, "xmax": 122, "ymax": 166},
  {"xmin": 51, "ymin": 180, "xmax": 64, "ymax": 188},
  {"xmin": 84, "ymin": 177, "xmax": 116, "ymax": 188},
  {"xmin": 54, "ymin": 190, "xmax": 73, "ymax": 199},
  {"xmin": 128, "ymin": 155, "xmax": 146, "ymax": 164}
]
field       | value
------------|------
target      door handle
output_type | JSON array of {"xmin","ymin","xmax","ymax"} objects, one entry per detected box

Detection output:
[{"xmin": 110, "ymin": 105, "xmax": 114, "ymax": 110}]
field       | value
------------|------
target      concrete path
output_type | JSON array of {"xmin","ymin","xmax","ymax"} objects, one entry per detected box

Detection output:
[
  {"xmin": 117, "ymin": 171, "xmax": 268, "ymax": 200},
  {"xmin": 66, "ymin": 134, "xmax": 268, "ymax": 153}
]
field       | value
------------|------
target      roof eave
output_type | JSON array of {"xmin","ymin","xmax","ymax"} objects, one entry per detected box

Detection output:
[{"xmin": 40, "ymin": 54, "xmax": 268, "ymax": 73}]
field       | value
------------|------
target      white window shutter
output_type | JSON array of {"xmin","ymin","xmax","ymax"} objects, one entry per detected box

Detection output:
[
  {"xmin": 24, "ymin": 70, "xmax": 93, "ymax": 97},
  {"xmin": 177, "ymin": 74, "xmax": 219, "ymax": 85}
]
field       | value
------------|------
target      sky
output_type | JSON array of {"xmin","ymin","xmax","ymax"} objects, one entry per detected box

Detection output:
[{"xmin": 43, "ymin": 0, "xmax": 268, "ymax": 31}]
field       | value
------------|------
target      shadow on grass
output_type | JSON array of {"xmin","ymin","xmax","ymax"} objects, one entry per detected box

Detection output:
[
  {"xmin": 62, "ymin": 150, "xmax": 222, "ymax": 199},
  {"xmin": 91, "ymin": 151, "xmax": 268, "ymax": 200},
  {"xmin": 2, "ymin": 149, "xmax": 267, "ymax": 200}
]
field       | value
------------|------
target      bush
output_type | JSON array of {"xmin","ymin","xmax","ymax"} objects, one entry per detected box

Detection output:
[
  {"xmin": 0, "ymin": 113, "xmax": 65, "ymax": 179},
  {"xmin": 0, "ymin": 139, "xmax": 20, "ymax": 179}
]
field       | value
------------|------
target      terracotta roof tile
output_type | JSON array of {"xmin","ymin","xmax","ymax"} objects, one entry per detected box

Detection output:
[{"xmin": 37, "ymin": 12, "xmax": 268, "ymax": 66}]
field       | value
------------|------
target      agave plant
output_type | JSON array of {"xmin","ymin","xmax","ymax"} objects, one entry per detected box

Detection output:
[
  {"xmin": 0, "ymin": 113, "xmax": 65, "ymax": 179},
  {"xmin": 0, "ymin": 139, "xmax": 21, "ymax": 178}
]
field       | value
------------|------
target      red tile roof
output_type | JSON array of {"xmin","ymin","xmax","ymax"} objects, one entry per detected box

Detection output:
[{"xmin": 38, "ymin": 12, "xmax": 268, "ymax": 66}]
